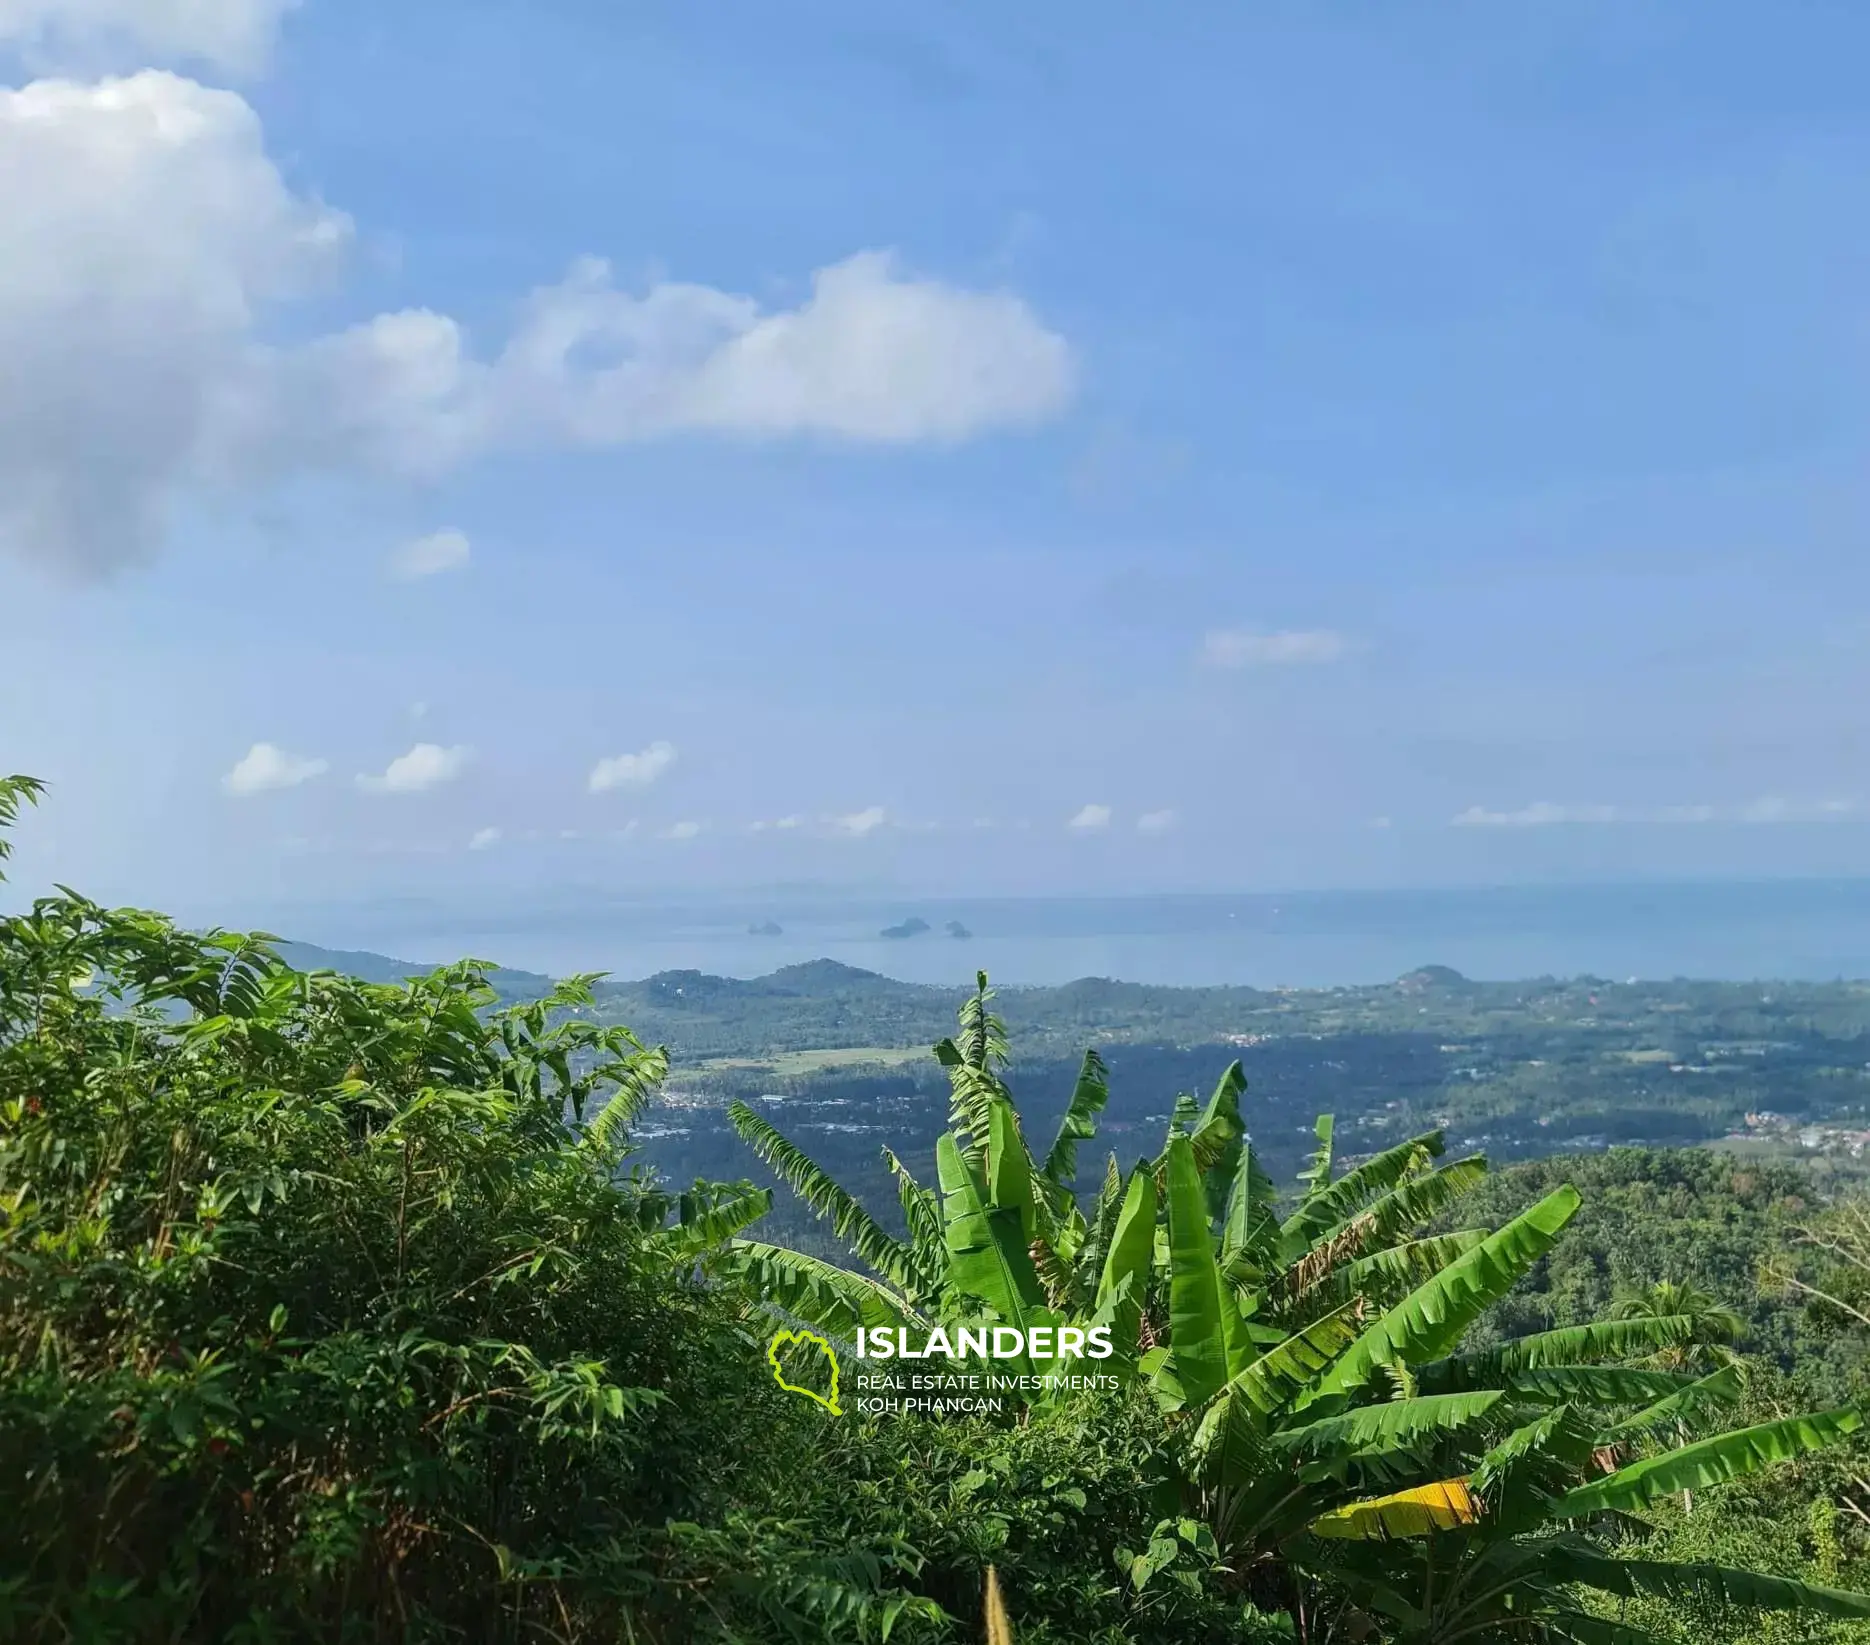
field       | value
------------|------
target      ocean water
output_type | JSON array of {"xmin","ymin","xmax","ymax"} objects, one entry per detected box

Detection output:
[{"xmin": 290, "ymin": 879, "xmax": 1870, "ymax": 988}]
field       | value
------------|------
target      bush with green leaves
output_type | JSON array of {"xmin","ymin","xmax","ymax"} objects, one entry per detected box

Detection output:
[{"xmin": 0, "ymin": 778, "xmax": 808, "ymax": 1641}]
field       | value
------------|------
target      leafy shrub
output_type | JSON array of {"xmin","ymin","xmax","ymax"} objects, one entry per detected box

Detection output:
[{"xmin": 0, "ymin": 842, "xmax": 767, "ymax": 1640}]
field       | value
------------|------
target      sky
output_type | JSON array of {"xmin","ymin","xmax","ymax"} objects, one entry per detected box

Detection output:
[{"xmin": 4, "ymin": 0, "xmax": 1870, "ymax": 922}]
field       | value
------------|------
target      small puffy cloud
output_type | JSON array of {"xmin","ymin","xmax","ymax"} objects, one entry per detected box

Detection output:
[
  {"xmin": 1136, "ymin": 808, "xmax": 1177, "ymax": 834},
  {"xmin": 356, "ymin": 742, "xmax": 471, "ymax": 794},
  {"xmin": 588, "ymin": 740, "xmax": 676, "ymax": 792},
  {"xmin": 467, "ymin": 826, "xmax": 501, "ymax": 850},
  {"xmin": 1067, "ymin": 803, "xmax": 1112, "ymax": 831},
  {"xmin": 222, "ymin": 740, "xmax": 326, "ymax": 795},
  {"xmin": 831, "ymin": 805, "xmax": 887, "ymax": 837},
  {"xmin": 662, "ymin": 819, "xmax": 702, "ymax": 841},
  {"xmin": 1201, "ymin": 629, "xmax": 1347, "ymax": 668},
  {"xmin": 0, "ymin": 0, "xmax": 297, "ymax": 75},
  {"xmin": 387, "ymin": 528, "xmax": 469, "ymax": 581},
  {"xmin": 646, "ymin": 250, "xmax": 1073, "ymax": 443}
]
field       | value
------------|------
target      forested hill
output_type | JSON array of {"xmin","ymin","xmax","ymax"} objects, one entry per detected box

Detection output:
[
  {"xmin": 276, "ymin": 945, "xmax": 1870, "ymax": 1233},
  {"xmin": 281, "ymin": 942, "xmax": 1870, "ymax": 1061},
  {"xmin": 277, "ymin": 941, "xmax": 556, "ymax": 996}
]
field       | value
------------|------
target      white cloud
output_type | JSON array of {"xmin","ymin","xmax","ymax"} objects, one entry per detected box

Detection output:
[
  {"xmin": 1735, "ymin": 796, "xmax": 1859, "ymax": 825},
  {"xmin": 283, "ymin": 250, "xmax": 1073, "ymax": 474},
  {"xmin": 467, "ymin": 825, "xmax": 501, "ymax": 850},
  {"xmin": 387, "ymin": 528, "xmax": 469, "ymax": 581},
  {"xmin": 1369, "ymin": 816, "xmax": 1393, "ymax": 830},
  {"xmin": 662, "ymin": 820, "xmax": 702, "ymax": 841},
  {"xmin": 356, "ymin": 742, "xmax": 471, "ymax": 794},
  {"xmin": 1200, "ymin": 629, "xmax": 1347, "ymax": 668},
  {"xmin": 0, "ymin": 71, "xmax": 348, "ymax": 578},
  {"xmin": 1067, "ymin": 803, "xmax": 1112, "ymax": 831},
  {"xmin": 588, "ymin": 740, "xmax": 677, "ymax": 792},
  {"xmin": 221, "ymin": 740, "xmax": 325, "ymax": 795},
  {"xmin": 830, "ymin": 805, "xmax": 887, "ymax": 837},
  {"xmin": 1136, "ymin": 808, "xmax": 1177, "ymax": 834},
  {"xmin": 1453, "ymin": 802, "xmax": 1628, "ymax": 828},
  {"xmin": 0, "ymin": 0, "xmax": 296, "ymax": 75},
  {"xmin": 1453, "ymin": 798, "xmax": 1862, "ymax": 829},
  {"xmin": 0, "ymin": 62, "xmax": 1075, "ymax": 581}
]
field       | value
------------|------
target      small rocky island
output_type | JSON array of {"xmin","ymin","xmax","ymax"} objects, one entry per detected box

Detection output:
[
  {"xmin": 747, "ymin": 920, "xmax": 784, "ymax": 937},
  {"xmin": 944, "ymin": 920, "xmax": 972, "ymax": 940},
  {"xmin": 879, "ymin": 917, "xmax": 931, "ymax": 940}
]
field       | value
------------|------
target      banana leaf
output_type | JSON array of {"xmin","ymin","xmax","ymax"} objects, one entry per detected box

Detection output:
[
  {"xmin": 1309, "ymin": 1478, "xmax": 1480, "ymax": 1539},
  {"xmin": 1556, "ymin": 1407, "xmax": 1863, "ymax": 1519},
  {"xmin": 1303, "ymin": 1186, "xmax": 1582, "ymax": 1406},
  {"xmin": 1296, "ymin": 1114, "xmax": 1335, "ymax": 1199},
  {"xmin": 1279, "ymin": 1130, "xmax": 1444, "ymax": 1252},
  {"xmin": 1041, "ymin": 1049, "xmax": 1109, "ymax": 1190},
  {"xmin": 987, "ymin": 1097, "xmax": 1037, "ymax": 1240},
  {"xmin": 1420, "ymin": 1315, "xmax": 1702, "ymax": 1393},
  {"xmin": 1191, "ymin": 1060, "xmax": 1247, "ymax": 1223},
  {"xmin": 1164, "ymin": 1131, "xmax": 1230, "ymax": 1406},
  {"xmin": 1549, "ymin": 1551, "xmax": 1870, "ymax": 1617},
  {"xmin": 1276, "ymin": 1390, "xmax": 1505, "ymax": 1456},
  {"xmin": 938, "ymin": 1131, "xmax": 1044, "ymax": 1353},
  {"xmin": 730, "ymin": 1101, "xmax": 914, "ymax": 1285}
]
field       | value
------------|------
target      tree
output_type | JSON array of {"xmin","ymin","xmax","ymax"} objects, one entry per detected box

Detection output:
[{"xmin": 1612, "ymin": 1279, "xmax": 1747, "ymax": 1370}]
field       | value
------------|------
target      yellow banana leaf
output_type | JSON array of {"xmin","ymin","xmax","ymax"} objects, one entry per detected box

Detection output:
[{"xmin": 1310, "ymin": 1477, "xmax": 1480, "ymax": 1540}]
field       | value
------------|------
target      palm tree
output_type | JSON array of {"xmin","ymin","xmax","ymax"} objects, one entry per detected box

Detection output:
[{"xmin": 1611, "ymin": 1278, "xmax": 1746, "ymax": 1370}]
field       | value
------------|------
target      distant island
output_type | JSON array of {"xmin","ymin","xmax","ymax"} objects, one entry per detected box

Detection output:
[
  {"xmin": 747, "ymin": 920, "xmax": 784, "ymax": 937},
  {"xmin": 879, "ymin": 917, "xmax": 931, "ymax": 940},
  {"xmin": 944, "ymin": 920, "xmax": 972, "ymax": 940}
]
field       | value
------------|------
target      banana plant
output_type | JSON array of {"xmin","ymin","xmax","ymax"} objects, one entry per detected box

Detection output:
[
  {"xmin": 730, "ymin": 974, "xmax": 1496, "ymax": 1388},
  {"xmin": 725, "ymin": 973, "xmax": 1244, "ymax": 1376},
  {"xmin": 1144, "ymin": 1158, "xmax": 1870, "ymax": 1638},
  {"xmin": 1305, "ymin": 1393, "xmax": 1870, "ymax": 1641},
  {"xmin": 728, "ymin": 972, "xmax": 1870, "ymax": 1636}
]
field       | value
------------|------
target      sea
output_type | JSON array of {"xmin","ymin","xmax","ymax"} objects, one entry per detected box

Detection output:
[{"xmin": 282, "ymin": 879, "xmax": 1870, "ymax": 989}]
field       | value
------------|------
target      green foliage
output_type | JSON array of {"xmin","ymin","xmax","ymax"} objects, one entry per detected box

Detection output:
[
  {"xmin": 737, "ymin": 976, "xmax": 1870, "ymax": 1641},
  {"xmin": 0, "ymin": 774, "xmax": 43, "ymax": 880},
  {"xmin": 11, "ymin": 779, "xmax": 1870, "ymax": 1645}
]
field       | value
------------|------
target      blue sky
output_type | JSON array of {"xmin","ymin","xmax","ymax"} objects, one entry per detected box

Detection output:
[{"xmin": 4, "ymin": 0, "xmax": 1870, "ymax": 919}]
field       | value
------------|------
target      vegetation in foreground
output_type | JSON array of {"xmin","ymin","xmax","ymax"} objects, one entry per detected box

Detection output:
[{"xmin": 3, "ymin": 776, "xmax": 1870, "ymax": 1643}]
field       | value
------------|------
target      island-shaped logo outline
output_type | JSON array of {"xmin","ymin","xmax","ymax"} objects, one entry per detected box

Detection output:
[{"xmin": 766, "ymin": 1327, "xmax": 842, "ymax": 1415}]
